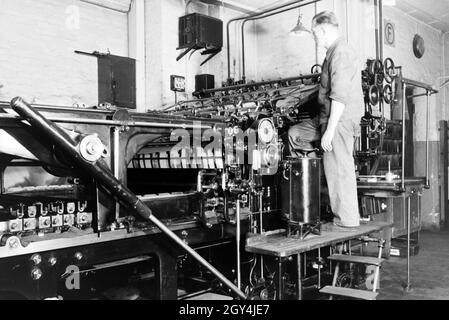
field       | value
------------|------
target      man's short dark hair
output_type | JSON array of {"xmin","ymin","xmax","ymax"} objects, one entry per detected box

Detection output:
[{"xmin": 312, "ymin": 11, "xmax": 339, "ymax": 27}]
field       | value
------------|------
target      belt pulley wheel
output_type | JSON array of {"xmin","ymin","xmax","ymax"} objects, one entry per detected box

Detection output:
[
  {"xmin": 369, "ymin": 59, "xmax": 384, "ymax": 76},
  {"xmin": 383, "ymin": 84, "xmax": 393, "ymax": 104},
  {"xmin": 376, "ymin": 72, "xmax": 384, "ymax": 86},
  {"xmin": 369, "ymin": 85, "xmax": 380, "ymax": 106}
]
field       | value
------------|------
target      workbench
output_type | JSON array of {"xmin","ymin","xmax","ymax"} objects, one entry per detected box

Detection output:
[{"xmin": 245, "ymin": 221, "xmax": 392, "ymax": 300}]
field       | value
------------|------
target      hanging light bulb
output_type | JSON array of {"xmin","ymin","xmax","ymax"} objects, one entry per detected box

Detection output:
[{"xmin": 290, "ymin": 10, "xmax": 311, "ymax": 36}]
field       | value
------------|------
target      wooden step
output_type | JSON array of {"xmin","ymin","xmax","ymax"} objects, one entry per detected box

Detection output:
[
  {"xmin": 320, "ymin": 286, "xmax": 378, "ymax": 300},
  {"xmin": 328, "ymin": 254, "xmax": 384, "ymax": 266}
]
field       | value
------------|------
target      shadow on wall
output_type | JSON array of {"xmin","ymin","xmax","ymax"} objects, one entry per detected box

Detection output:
[
  {"xmin": 3, "ymin": 167, "xmax": 67, "ymax": 191},
  {"xmin": 247, "ymin": 22, "xmax": 269, "ymax": 35}
]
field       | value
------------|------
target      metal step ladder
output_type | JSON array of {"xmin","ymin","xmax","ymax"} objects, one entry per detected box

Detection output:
[{"xmin": 320, "ymin": 237, "xmax": 386, "ymax": 300}]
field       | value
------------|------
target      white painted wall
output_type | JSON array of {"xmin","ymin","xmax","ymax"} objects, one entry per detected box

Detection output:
[
  {"xmin": 145, "ymin": 0, "xmax": 251, "ymax": 110},
  {"xmin": 249, "ymin": 0, "xmax": 372, "ymax": 83},
  {"xmin": 0, "ymin": 0, "xmax": 129, "ymax": 106}
]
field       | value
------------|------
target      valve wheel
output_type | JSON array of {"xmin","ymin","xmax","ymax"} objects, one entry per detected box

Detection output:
[
  {"xmin": 369, "ymin": 59, "xmax": 384, "ymax": 76},
  {"xmin": 311, "ymin": 64, "xmax": 322, "ymax": 83},
  {"xmin": 311, "ymin": 64, "xmax": 322, "ymax": 74},
  {"xmin": 384, "ymin": 58, "xmax": 395, "ymax": 83}
]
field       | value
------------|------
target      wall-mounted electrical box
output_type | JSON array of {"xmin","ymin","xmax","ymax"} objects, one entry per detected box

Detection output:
[{"xmin": 176, "ymin": 13, "xmax": 223, "ymax": 66}]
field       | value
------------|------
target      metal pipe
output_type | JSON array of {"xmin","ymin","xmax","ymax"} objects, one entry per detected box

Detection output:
[
  {"xmin": 403, "ymin": 78, "xmax": 438, "ymax": 92},
  {"xmin": 0, "ymin": 102, "xmax": 113, "ymax": 113},
  {"xmin": 374, "ymin": 0, "xmax": 380, "ymax": 60},
  {"xmin": 227, "ymin": 0, "xmax": 310, "ymax": 80},
  {"xmin": 297, "ymin": 253, "xmax": 302, "ymax": 300},
  {"xmin": 444, "ymin": 32, "xmax": 449, "ymax": 120},
  {"xmin": 379, "ymin": 0, "xmax": 383, "ymax": 61},
  {"xmin": 314, "ymin": 1, "xmax": 318, "ymax": 65},
  {"xmin": 259, "ymin": 191, "xmax": 264, "ymax": 279},
  {"xmin": 259, "ymin": 191, "xmax": 264, "ymax": 234},
  {"xmin": 426, "ymin": 91, "xmax": 431, "ymax": 188},
  {"xmin": 373, "ymin": 239, "xmax": 383, "ymax": 292},
  {"xmin": 236, "ymin": 199, "xmax": 242, "ymax": 290},
  {"xmin": 113, "ymin": 127, "xmax": 121, "ymax": 221},
  {"xmin": 402, "ymin": 82, "xmax": 407, "ymax": 190},
  {"xmin": 241, "ymin": 21, "xmax": 247, "ymax": 82},
  {"xmin": 317, "ymin": 248, "xmax": 321, "ymax": 288},
  {"xmin": 408, "ymin": 92, "xmax": 438, "ymax": 99},
  {"xmin": 405, "ymin": 195, "xmax": 412, "ymax": 292},
  {"xmin": 0, "ymin": 114, "xmax": 212, "ymax": 130},
  {"xmin": 277, "ymin": 258, "xmax": 284, "ymax": 299},
  {"xmin": 240, "ymin": 0, "xmax": 322, "ymax": 80},
  {"xmin": 9, "ymin": 97, "xmax": 247, "ymax": 300}
]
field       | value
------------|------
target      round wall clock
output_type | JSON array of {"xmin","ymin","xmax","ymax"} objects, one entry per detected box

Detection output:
[{"xmin": 413, "ymin": 34, "xmax": 425, "ymax": 59}]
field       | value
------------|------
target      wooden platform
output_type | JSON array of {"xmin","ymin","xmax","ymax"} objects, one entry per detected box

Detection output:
[
  {"xmin": 320, "ymin": 286, "xmax": 378, "ymax": 300},
  {"xmin": 246, "ymin": 221, "xmax": 392, "ymax": 258}
]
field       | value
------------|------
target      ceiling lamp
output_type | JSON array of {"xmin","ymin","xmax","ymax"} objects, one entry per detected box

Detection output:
[{"xmin": 290, "ymin": 10, "xmax": 311, "ymax": 36}]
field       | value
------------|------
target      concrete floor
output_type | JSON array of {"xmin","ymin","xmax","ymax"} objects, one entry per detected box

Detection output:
[{"xmin": 378, "ymin": 230, "xmax": 449, "ymax": 300}]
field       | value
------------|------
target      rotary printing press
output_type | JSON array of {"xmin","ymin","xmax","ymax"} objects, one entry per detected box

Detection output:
[{"xmin": 0, "ymin": 70, "xmax": 323, "ymax": 300}]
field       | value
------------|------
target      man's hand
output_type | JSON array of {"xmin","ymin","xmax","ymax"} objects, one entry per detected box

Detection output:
[
  {"xmin": 321, "ymin": 100, "xmax": 345, "ymax": 153},
  {"xmin": 321, "ymin": 129, "xmax": 335, "ymax": 152}
]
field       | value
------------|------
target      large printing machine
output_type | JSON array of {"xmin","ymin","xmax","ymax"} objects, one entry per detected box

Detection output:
[{"xmin": 0, "ymin": 52, "xmax": 437, "ymax": 300}]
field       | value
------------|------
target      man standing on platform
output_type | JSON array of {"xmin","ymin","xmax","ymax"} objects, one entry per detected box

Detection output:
[{"xmin": 311, "ymin": 11, "xmax": 365, "ymax": 229}]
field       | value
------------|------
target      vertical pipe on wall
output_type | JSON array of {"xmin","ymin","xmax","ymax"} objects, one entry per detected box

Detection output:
[
  {"xmin": 315, "ymin": 1, "xmax": 318, "ymax": 65},
  {"xmin": 374, "ymin": 0, "xmax": 380, "ymax": 60},
  {"xmin": 444, "ymin": 32, "xmax": 449, "ymax": 121},
  {"xmin": 128, "ymin": 0, "xmax": 146, "ymax": 112},
  {"xmin": 402, "ymin": 82, "xmax": 407, "ymax": 190},
  {"xmin": 379, "ymin": 0, "xmax": 383, "ymax": 61}
]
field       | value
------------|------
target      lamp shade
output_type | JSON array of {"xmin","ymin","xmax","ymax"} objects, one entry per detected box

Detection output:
[{"xmin": 290, "ymin": 14, "xmax": 311, "ymax": 36}]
